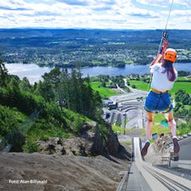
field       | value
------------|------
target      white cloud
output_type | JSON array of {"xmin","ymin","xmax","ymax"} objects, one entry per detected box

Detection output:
[
  {"xmin": 0, "ymin": 0, "xmax": 190, "ymax": 29},
  {"xmin": 138, "ymin": 0, "xmax": 191, "ymax": 8},
  {"xmin": 175, "ymin": 0, "xmax": 191, "ymax": 7},
  {"xmin": 138, "ymin": 0, "xmax": 169, "ymax": 6}
]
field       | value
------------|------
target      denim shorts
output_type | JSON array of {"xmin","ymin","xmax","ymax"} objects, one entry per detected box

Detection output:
[{"xmin": 144, "ymin": 91, "xmax": 173, "ymax": 113}]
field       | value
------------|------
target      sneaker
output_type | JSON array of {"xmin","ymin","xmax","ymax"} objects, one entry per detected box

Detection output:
[
  {"xmin": 170, "ymin": 152, "xmax": 179, "ymax": 161},
  {"xmin": 173, "ymin": 138, "xmax": 180, "ymax": 154},
  {"xmin": 141, "ymin": 142, "xmax": 150, "ymax": 158},
  {"xmin": 173, "ymin": 153, "xmax": 179, "ymax": 161}
]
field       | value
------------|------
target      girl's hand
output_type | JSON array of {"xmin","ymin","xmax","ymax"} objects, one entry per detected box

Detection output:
[{"xmin": 150, "ymin": 54, "xmax": 162, "ymax": 66}]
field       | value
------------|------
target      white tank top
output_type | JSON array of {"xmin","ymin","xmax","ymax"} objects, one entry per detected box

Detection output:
[{"xmin": 150, "ymin": 63, "xmax": 177, "ymax": 92}]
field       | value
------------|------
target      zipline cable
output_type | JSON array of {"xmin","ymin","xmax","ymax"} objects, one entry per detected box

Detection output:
[
  {"xmin": 165, "ymin": 0, "xmax": 175, "ymax": 31},
  {"xmin": 158, "ymin": 0, "xmax": 175, "ymax": 53}
]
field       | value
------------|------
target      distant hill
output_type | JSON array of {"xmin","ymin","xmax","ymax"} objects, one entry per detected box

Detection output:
[{"xmin": 0, "ymin": 29, "xmax": 190, "ymax": 66}]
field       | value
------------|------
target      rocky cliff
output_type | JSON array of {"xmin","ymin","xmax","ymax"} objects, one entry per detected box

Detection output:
[{"xmin": 37, "ymin": 122, "xmax": 131, "ymax": 160}]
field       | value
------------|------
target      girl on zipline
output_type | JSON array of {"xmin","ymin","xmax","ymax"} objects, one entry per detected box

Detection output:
[{"xmin": 141, "ymin": 39, "xmax": 180, "ymax": 159}]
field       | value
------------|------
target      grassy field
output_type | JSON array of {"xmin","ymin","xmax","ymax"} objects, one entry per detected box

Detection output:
[
  {"xmin": 91, "ymin": 81, "xmax": 119, "ymax": 98},
  {"xmin": 129, "ymin": 80, "xmax": 149, "ymax": 91},
  {"xmin": 129, "ymin": 78, "xmax": 191, "ymax": 94},
  {"xmin": 112, "ymin": 125, "xmax": 125, "ymax": 134},
  {"xmin": 170, "ymin": 82, "xmax": 191, "ymax": 94}
]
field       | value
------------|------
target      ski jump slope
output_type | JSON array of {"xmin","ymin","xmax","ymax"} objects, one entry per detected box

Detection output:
[{"xmin": 117, "ymin": 137, "xmax": 191, "ymax": 191}]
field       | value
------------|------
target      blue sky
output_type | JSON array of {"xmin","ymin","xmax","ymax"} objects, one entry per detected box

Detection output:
[{"xmin": 0, "ymin": 0, "xmax": 190, "ymax": 29}]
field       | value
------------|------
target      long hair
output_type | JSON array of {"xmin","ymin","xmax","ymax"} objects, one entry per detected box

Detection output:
[{"xmin": 162, "ymin": 60, "xmax": 176, "ymax": 82}]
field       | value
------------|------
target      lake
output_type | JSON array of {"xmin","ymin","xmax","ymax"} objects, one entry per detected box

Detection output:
[{"xmin": 5, "ymin": 63, "xmax": 191, "ymax": 84}]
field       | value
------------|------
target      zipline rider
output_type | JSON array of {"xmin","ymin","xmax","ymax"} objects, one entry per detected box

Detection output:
[{"xmin": 141, "ymin": 41, "xmax": 180, "ymax": 160}]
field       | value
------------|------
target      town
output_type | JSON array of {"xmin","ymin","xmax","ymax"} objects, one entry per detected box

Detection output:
[{"xmin": 0, "ymin": 29, "xmax": 191, "ymax": 67}]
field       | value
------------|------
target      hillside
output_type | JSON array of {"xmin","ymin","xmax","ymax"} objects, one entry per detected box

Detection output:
[
  {"xmin": 0, "ymin": 153, "xmax": 127, "ymax": 191},
  {"xmin": 0, "ymin": 61, "xmax": 131, "ymax": 190},
  {"xmin": 0, "ymin": 61, "xmax": 131, "ymax": 155}
]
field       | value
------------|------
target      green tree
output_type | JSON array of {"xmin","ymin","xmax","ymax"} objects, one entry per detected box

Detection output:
[
  {"xmin": 35, "ymin": 81, "xmax": 55, "ymax": 102},
  {"xmin": 19, "ymin": 77, "xmax": 31, "ymax": 92},
  {"xmin": 0, "ymin": 58, "xmax": 8, "ymax": 87}
]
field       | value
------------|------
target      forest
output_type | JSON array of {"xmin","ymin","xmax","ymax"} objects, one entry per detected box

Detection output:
[{"xmin": 0, "ymin": 59, "xmax": 114, "ymax": 154}]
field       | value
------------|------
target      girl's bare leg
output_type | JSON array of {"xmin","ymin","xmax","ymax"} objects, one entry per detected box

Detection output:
[
  {"xmin": 141, "ymin": 112, "xmax": 154, "ymax": 157},
  {"xmin": 165, "ymin": 112, "xmax": 176, "ymax": 137},
  {"xmin": 146, "ymin": 112, "xmax": 154, "ymax": 140},
  {"xmin": 164, "ymin": 112, "xmax": 180, "ymax": 154}
]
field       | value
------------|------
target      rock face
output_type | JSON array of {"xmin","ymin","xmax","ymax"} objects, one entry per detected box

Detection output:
[
  {"xmin": 0, "ymin": 153, "xmax": 128, "ymax": 191},
  {"xmin": 91, "ymin": 123, "xmax": 131, "ymax": 160},
  {"xmin": 0, "ymin": 124, "xmax": 131, "ymax": 191},
  {"xmin": 37, "ymin": 122, "xmax": 132, "ymax": 160},
  {"xmin": 38, "ymin": 137, "xmax": 92, "ymax": 156},
  {"xmin": 0, "ymin": 139, "xmax": 4, "ymax": 150},
  {"xmin": 90, "ymin": 125, "xmax": 108, "ymax": 156},
  {"xmin": 106, "ymin": 130, "xmax": 132, "ymax": 160}
]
